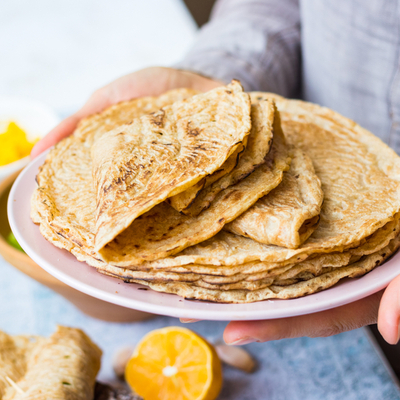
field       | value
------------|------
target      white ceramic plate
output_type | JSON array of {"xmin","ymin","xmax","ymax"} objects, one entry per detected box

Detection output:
[{"xmin": 8, "ymin": 152, "xmax": 400, "ymax": 321}]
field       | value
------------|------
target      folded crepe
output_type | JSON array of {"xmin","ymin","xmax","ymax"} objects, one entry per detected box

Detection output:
[
  {"xmin": 166, "ymin": 138, "xmax": 247, "ymax": 213},
  {"xmin": 167, "ymin": 99, "xmax": 275, "ymax": 215},
  {"xmin": 224, "ymin": 147, "xmax": 323, "ymax": 248},
  {"xmin": 31, "ymin": 91, "xmax": 288, "ymax": 265},
  {"xmin": 75, "ymin": 88, "xmax": 199, "ymax": 146},
  {"xmin": 0, "ymin": 326, "xmax": 101, "ymax": 400},
  {"xmin": 91, "ymin": 80, "xmax": 251, "ymax": 253},
  {"xmin": 31, "ymin": 88, "xmax": 199, "ymax": 264},
  {"xmin": 98, "ymin": 102, "xmax": 289, "ymax": 264},
  {"xmin": 181, "ymin": 103, "xmax": 283, "ymax": 219}
]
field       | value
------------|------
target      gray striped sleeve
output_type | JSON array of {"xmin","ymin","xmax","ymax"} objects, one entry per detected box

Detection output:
[{"xmin": 176, "ymin": 0, "xmax": 301, "ymax": 97}]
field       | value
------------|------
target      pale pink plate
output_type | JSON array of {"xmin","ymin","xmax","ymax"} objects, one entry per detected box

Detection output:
[{"xmin": 8, "ymin": 152, "xmax": 400, "ymax": 320}]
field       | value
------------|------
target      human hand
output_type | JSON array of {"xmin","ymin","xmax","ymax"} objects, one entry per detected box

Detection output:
[
  {"xmin": 182, "ymin": 279, "xmax": 400, "ymax": 345},
  {"xmin": 378, "ymin": 274, "xmax": 400, "ymax": 344},
  {"xmin": 222, "ymin": 292, "xmax": 382, "ymax": 345},
  {"xmin": 31, "ymin": 67, "xmax": 221, "ymax": 158}
]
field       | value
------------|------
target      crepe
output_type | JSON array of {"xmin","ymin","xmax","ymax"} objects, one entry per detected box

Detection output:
[
  {"xmin": 181, "ymin": 101, "xmax": 279, "ymax": 217},
  {"xmin": 225, "ymin": 147, "xmax": 323, "ymax": 248},
  {"xmin": 31, "ymin": 89, "xmax": 199, "ymax": 267},
  {"xmin": 1, "ymin": 326, "xmax": 101, "ymax": 400},
  {"xmin": 111, "ymin": 233, "xmax": 400, "ymax": 303},
  {"xmin": 0, "ymin": 332, "xmax": 40, "ymax": 398},
  {"xmin": 91, "ymin": 214, "xmax": 400, "ymax": 290},
  {"xmin": 74, "ymin": 88, "xmax": 199, "ymax": 145},
  {"xmin": 166, "ymin": 138, "xmax": 247, "ymax": 213},
  {"xmin": 91, "ymin": 81, "xmax": 251, "ymax": 253},
  {"xmin": 98, "ymin": 122, "xmax": 289, "ymax": 264},
  {"xmin": 168, "ymin": 99, "xmax": 275, "ymax": 215}
]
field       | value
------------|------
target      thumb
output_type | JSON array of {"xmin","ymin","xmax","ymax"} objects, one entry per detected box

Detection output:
[
  {"xmin": 378, "ymin": 274, "xmax": 400, "ymax": 344},
  {"xmin": 224, "ymin": 292, "xmax": 382, "ymax": 345}
]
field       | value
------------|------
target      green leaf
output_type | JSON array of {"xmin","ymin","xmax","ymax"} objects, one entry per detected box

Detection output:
[{"xmin": 6, "ymin": 232, "xmax": 25, "ymax": 253}]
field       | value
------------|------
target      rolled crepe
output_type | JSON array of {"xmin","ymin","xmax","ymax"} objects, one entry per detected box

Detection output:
[{"xmin": 1, "ymin": 326, "xmax": 101, "ymax": 400}]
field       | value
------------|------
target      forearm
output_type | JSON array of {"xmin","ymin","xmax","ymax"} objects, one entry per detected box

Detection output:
[{"xmin": 176, "ymin": 0, "xmax": 301, "ymax": 97}]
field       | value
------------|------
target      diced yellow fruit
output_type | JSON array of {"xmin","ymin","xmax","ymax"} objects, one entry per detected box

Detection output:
[
  {"xmin": 0, "ymin": 122, "xmax": 38, "ymax": 166},
  {"xmin": 125, "ymin": 327, "xmax": 223, "ymax": 400}
]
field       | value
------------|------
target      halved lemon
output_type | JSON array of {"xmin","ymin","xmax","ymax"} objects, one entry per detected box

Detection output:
[{"xmin": 125, "ymin": 326, "xmax": 223, "ymax": 400}]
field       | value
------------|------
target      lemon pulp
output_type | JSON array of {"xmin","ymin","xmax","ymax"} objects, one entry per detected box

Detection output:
[
  {"xmin": 125, "ymin": 326, "xmax": 223, "ymax": 400},
  {"xmin": 0, "ymin": 122, "xmax": 37, "ymax": 166}
]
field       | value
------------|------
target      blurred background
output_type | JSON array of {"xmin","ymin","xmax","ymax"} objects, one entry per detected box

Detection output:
[{"xmin": 0, "ymin": 0, "xmax": 214, "ymax": 115}]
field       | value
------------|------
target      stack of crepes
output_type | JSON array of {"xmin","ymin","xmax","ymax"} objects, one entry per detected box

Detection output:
[{"xmin": 31, "ymin": 81, "xmax": 400, "ymax": 303}]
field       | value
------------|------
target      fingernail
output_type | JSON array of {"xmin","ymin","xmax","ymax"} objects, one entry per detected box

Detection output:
[
  {"xmin": 180, "ymin": 318, "xmax": 200, "ymax": 323},
  {"xmin": 227, "ymin": 337, "xmax": 257, "ymax": 346}
]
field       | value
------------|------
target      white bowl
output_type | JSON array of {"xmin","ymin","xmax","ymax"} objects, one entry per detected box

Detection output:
[{"xmin": 0, "ymin": 98, "xmax": 60, "ymax": 182}]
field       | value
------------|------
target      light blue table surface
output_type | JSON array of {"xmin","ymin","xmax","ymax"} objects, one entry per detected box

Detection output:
[{"xmin": 0, "ymin": 255, "xmax": 399, "ymax": 400}]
